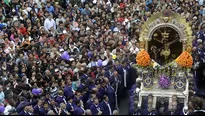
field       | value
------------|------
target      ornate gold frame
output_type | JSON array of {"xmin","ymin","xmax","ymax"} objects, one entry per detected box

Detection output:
[{"xmin": 139, "ymin": 10, "xmax": 193, "ymax": 53}]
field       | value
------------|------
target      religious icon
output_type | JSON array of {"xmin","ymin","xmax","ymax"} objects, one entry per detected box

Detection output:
[{"xmin": 148, "ymin": 27, "xmax": 183, "ymax": 65}]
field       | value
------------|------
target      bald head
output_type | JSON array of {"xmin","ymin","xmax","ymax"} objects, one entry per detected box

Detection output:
[
  {"xmin": 47, "ymin": 110, "xmax": 55, "ymax": 115},
  {"xmin": 113, "ymin": 110, "xmax": 119, "ymax": 115},
  {"xmin": 86, "ymin": 109, "xmax": 92, "ymax": 115}
]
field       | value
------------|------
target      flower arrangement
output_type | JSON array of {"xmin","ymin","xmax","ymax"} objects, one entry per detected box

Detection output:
[
  {"xmin": 175, "ymin": 51, "xmax": 193, "ymax": 68},
  {"xmin": 159, "ymin": 75, "xmax": 171, "ymax": 89},
  {"xmin": 136, "ymin": 50, "xmax": 151, "ymax": 67}
]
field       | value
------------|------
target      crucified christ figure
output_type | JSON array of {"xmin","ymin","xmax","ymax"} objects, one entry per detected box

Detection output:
[{"xmin": 159, "ymin": 39, "xmax": 179, "ymax": 61}]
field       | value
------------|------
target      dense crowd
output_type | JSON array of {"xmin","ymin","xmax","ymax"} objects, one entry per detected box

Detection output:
[{"xmin": 0, "ymin": 0, "xmax": 205, "ymax": 115}]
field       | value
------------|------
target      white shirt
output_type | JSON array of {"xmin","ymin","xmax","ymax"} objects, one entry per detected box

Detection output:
[
  {"xmin": 93, "ymin": 0, "xmax": 97, "ymax": 4},
  {"xmin": 81, "ymin": 0, "xmax": 85, "ymax": 3},
  {"xmin": 130, "ymin": 46, "xmax": 139, "ymax": 54},
  {"xmin": 197, "ymin": 0, "xmax": 204, "ymax": 5},
  {"xmin": 56, "ymin": 18, "xmax": 65, "ymax": 26},
  {"xmin": 4, "ymin": 105, "xmax": 13, "ymax": 115},
  {"xmin": 44, "ymin": 18, "xmax": 56, "ymax": 31},
  {"xmin": 34, "ymin": 0, "xmax": 46, "ymax": 8}
]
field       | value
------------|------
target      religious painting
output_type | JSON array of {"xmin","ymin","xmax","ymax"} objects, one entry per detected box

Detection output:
[{"xmin": 148, "ymin": 27, "xmax": 183, "ymax": 65}]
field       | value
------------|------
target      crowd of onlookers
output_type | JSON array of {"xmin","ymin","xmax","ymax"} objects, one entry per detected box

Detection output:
[{"xmin": 0, "ymin": 0, "xmax": 205, "ymax": 115}]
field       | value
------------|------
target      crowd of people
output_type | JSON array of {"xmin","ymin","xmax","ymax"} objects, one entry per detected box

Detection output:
[{"xmin": 0, "ymin": 0, "xmax": 205, "ymax": 115}]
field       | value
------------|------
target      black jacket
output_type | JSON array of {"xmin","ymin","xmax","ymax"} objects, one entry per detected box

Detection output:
[{"xmin": 189, "ymin": 110, "xmax": 205, "ymax": 115}]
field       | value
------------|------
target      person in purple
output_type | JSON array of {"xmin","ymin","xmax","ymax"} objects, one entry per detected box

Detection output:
[
  {"xmin": 73, "ymin": 99, "xmax": 85, "ymax": 115},
  {"xmin": 90, "ymin": 98, "xmax": 102, "ymax": 115},
  {"xmin": 100, "ymin": 95, "xmax": 113, "ymax": 115}
]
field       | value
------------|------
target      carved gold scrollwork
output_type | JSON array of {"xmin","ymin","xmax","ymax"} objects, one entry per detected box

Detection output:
[{"xmin": 139, "ymin": 10, "xmax": 193, "ymax": 55}]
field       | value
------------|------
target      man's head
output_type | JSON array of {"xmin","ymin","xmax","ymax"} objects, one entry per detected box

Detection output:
[
  {"xmin": 94, "ymin": 98, "xmax": 99, "ymax": 105},
  {"xmin": 60, "ymin": 103, "xmax": 66, "ymax": 109},
  {"xmin": 103, "ymin": 95, "xmax": 109, "ymax": 102},
  {"xmin": 86, "ymin": 109, "xmax": 92, "ymax": 115},
  {"xmin": 48, "ymin": 14, "xmax": 53, "ymax": 20},
  {"xmin": 113, "ymin": 70, "xmax": 118, "ymax": 77},
  {"xmin": 67, "ymin": 97, "xmax": 73, "ymax": 103},
  {"xmin": 42, "ymin": 103, "xmax": 49, "ymax": 111},
  {"xmin": 47, "ymin": 110, "xmax": 56, "ymax": 115},
  {"xmin": 113, "ymin": 110, "xmax": 119, "ymax": 115},
  {"xmin": 76, "ymin": 99, "xmax": 81, "ymax": 106},
  {"xmin": 50, "ymin": 99, "xmax": 56, "ymax": 105},
  {"xmin": 172, "ymin": 101, "xmax": 178, "ymax": 111}
]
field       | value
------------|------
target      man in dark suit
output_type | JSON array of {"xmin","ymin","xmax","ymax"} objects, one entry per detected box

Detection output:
[
  {"xmin": 142, "ymin": 103, "xmax": 158, "ymax": 115},
  {"xmin": 55, "ymin": 90, "xmax": 67, "ymax": 104},
  {"xmin": 100, "ymin": 95, "xmax": 113, "ymax": 115},
  {"xmin": 39, "ymin": 103, "xmax": 50, "ymax": 115},
  {"xmin": 66, "ymin": 97, "xmax": 74, "ymax": 115},
  {"xmin": 33, "ymin": 3, "xmax": 39, "ymax": 14},
  {"xmin": 19, "ymin": 106, "xmax": 29, "ymax": 115},
  {"xmin": 193, "ymin": 54, "xmax": 205, "ymax": 89},
  {"xmin": 109, "ymin": 70, "xmax": 123, "ymax": 106},
  {"xmin": 121, "ymin": 60, "xmax": 130, "ymax": 91},
  {"xmin": 16, "ymin": 97, "xmax": 30, "ymax": 113},
  {"xmin": 64, "ymin": 79, "xmax": 74, "ymax": 99},
  {"xmin": 104, "ymin": 65, "xmax": 114, "ymax": 78},
  {"xmin": 48, "ymin": 99, "xmax": 59, "ymax": 114},
  {"xmin": 73, "ymin": 91, "xmax": 83, "ymax": 106},
  {"xmin": 33, "ymin": 99, "xmax": 43, "ymax": 115},
  {"xmin": 166, "ymin": 101, "xmax": 181, "ymax": 115},
  {"xmin": 80, "ymin": 68, "xmax": 89, "ymax": 80},
  {"xmin": 59, "ymin": 103, "xmax": 70, "ymax": 115},
  {"xmin": 85, "ymin": 93, "xmax": 95, "ymax": 109},
  {"xmin": 73, "ymin": 100, "xmax": 85, "ymax": 115},
  {"xmin": 106, "ymin": 83, "xmax": 116, "ymax": 111},
  {"xmin": 128, "ymin": 63, "xmax": 138, "ymax": 90},
  {"xmin": 77, "ymin": 80, "xmax": 86, "ymax": 91},
  {"xmin": 98, "ymin": 80, "xmax": 107, "ymax": 102},
  {"xmin": 90, "ymin": 98, "xmax": 102, "ymax": 115}
]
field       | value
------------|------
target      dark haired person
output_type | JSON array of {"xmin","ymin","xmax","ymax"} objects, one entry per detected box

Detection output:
[
  {"xmin": 73, "ymin": 99, "xmax": 85, "ymax": 115},
  {"xmin": 188, "ymin": 96, "xmax": 205, "ymax": 115}
]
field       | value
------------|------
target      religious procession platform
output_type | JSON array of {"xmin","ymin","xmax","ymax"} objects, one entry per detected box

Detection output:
[{"xmin": 133, "ymin": 9, "xmax": 193, "ymax": 112}]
